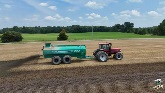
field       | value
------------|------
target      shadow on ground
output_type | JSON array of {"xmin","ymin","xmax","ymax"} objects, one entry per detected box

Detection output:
[
  {"xmin": 0, "ymin": 55, "xmax": 90, "ymax": 74},
  {"xmin": 0, "ymin": 55, "xmax": 40, "ymax": 75}
]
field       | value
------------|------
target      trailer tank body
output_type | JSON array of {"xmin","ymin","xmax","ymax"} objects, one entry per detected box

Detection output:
[{"xmin": 42, "ymin": 43, "xmax": 86, "ymax": 58}]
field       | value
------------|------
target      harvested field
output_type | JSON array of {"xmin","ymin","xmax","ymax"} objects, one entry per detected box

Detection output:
[{"xmin": 0, "ymin": 39, "xmax": 165, "ymax": 93}]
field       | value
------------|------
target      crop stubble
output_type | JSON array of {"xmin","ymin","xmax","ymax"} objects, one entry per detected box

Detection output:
[{"xmin": 0, "ymin": 39, "xmax": 165, "ymax": 93}]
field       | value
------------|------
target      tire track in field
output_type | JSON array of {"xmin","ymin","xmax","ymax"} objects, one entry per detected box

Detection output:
[
  {"xmin": 1, "ymin": 78, "xmax": 164, "ymax": 93},
  {"xmin": 1, "ymin": 65, "xmax": 165, "ymax": 93}
]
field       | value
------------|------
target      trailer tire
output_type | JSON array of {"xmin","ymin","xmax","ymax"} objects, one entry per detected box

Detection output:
[
  {"xmin": 52, "ymin": 56, "xmax": 61, "ymax": 65},
  {"xmin": 96, "ymin": 51, "xmax": 108, "ymax": 62},
  {"xmin": 63, "ymin": 55, "xmax": 71, "ymax": 64},
  {"xmin": 115, "ymin": 52, "xmax": 123, "ymax": 60}
]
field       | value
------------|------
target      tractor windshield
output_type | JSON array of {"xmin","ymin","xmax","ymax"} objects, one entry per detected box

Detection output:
[{"xmin": 99, "ymin": 44, "xmax": 110, "ymax": 50}]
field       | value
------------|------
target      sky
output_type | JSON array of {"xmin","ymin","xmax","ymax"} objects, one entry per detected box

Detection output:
[{"xmin": 0, "ymin": 0, "xmax": 165, "ymax": 29}]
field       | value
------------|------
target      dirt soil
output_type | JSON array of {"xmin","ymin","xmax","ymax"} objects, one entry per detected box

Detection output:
[{"xmin": 0, "ymin": 39, "xmax": 165, "ymax": 93}]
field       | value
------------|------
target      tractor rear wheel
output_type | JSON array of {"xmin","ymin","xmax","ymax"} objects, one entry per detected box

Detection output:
[
  {"xmin": 114, "ymin": 52, "xmax": 123, "ymax": 60},
  {"xmin": 96, "ymin": 51, "xmax": 108, "ymax": 62},
  {"xmin": 52, "ymin": 56, "xmax": 61, "ymax": 65},
  {"xmin": 63, "ymin": 55, "xmax": 71, "ymax": 64},
  {"xmin": 93, "ymin": 50, "xmax": 97, "ymax": 57}
]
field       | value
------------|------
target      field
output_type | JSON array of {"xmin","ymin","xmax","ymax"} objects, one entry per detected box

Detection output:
[
  {"xmin": 20, "ymin": 32, "xmax": 165, "ymax": 41},
  {"xmin": 0, "ymin": 39, "xmax": 165, "ymax": 92}
]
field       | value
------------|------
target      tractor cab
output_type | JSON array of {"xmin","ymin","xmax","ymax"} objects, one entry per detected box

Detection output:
[
  {"xmin": 99, "ymin": 43, "xmax": 112, "ymax": 50},
  {"xmin": 99, "ymin": 42, "xmax": 121, "ymax": 54}
]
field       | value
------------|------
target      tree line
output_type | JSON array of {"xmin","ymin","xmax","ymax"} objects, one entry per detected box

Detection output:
[
  {"xmin": 0, "ymin": 19, "xmax": 165, "ymax": 36},
  {"xmin": 0, "ymin": 22, "xmax": 134, "ymax": 34}
]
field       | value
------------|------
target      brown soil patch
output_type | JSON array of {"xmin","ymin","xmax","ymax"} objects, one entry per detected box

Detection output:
[{"xmin": 0, "ymin": 39, "xmax": 165, "ymax": 92}]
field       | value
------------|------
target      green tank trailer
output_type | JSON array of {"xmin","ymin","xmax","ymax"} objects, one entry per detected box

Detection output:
[{"xmin": 42, "ymin": 42, "xmax": 123, "ymax": 65}]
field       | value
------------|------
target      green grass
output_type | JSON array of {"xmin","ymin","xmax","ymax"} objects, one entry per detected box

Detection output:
[{"xmin": 1, "ymin": 32, "xmax": 165, "ymax": 42}]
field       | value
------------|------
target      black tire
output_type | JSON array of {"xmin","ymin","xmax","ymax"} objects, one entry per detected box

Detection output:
[
  {"xmin": 63, "ymin": 55, "xmax": 71, "ymax": 64},
  {"xmin": 93, "ymin": 50, "xmax": 97, "ymax": 57},
  {"xmin": 114, "ymin": 52, "xmax": 123, "ymax": 60},
  {"xmin": 113, "ymin": 54, "xmax": 116, "ymax": 58},
  {"xmin": 96, "ymin": 51, "xmax": 108, "ymax": 62},
  {"xmin": 52, "ymin": 56, "xmax": 61, "ymax": 65}
]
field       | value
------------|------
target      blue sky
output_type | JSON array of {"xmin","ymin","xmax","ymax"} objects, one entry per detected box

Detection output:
[{"xmin": 0, "ymin": 0, "xmax": 165, "ymax": 29}]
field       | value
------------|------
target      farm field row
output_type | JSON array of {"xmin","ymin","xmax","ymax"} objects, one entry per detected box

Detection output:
[
  {"xmin": 0, "ymin": 39, "xmax": 165, "ymax": 70},
  {"xmin": 0, "ymin": 39, "xmax": 165, "ymax": 92}
]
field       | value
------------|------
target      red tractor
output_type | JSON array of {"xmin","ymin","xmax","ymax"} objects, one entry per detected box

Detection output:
[{"xmin": 93, "ymin": 42, "xmax": 123, "ymax": 62}]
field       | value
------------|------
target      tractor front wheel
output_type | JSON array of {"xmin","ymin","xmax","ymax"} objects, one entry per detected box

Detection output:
[
  {"xmin": 114, "ymin": 52, "xmax": 123, "ymax": 60},
  {"xmin": 52, "ymin": 56, "xmax": 61, "ymax": 65},
  {"xmin": 96, "ymin": 51, "xmax": 108, "ymax": 62}
]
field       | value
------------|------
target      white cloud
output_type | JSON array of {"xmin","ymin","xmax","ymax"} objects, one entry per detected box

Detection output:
[
  {"xmin": 61, "ymin": 0, "xmax": 73, "ymax": 3},
  {"xmin": 68, "ymin": 8, "xmax": 75, "ymax": 12},
  {"xmin": 120, "ymin": 14, "xmax": 131, "ymax": 17},
  {"xmin": 48, "ymin": 6, "xmax": 57, "ymax": 10},
  {"xmin": 111, "ymin": 10, "xmax": 141, "ymax": 23},
  {"xmin": 64, "ymin": 17, "xmax": 71, "ymax": 21},
  {"xmin": 85, "ymin": 1, "xmax": 103, "ymax": 9},
  {"xmin": 23, "ymin": 0, "xmax": 51, "ymax": 14},
  {"xmin": 55, "ymin": 14, "xmax": 62, "ymax": 19},
  {"xmin": 111, "ymin": 13, "xmax": 116, "ymax": 16},
  {"xmin": 86, "ymin": 13, "xmax": 109, "ymax": 22},
  {"xmin": 159, "ymin": 1, "xmax": 165, "ymax": 5},
  {"xmin": 103, "ymin": 16, "xmax": 109, "ymax": 20},
  {"xmin": 157, "ymin": 7, "xmax": 165, "ymax": 12},
  {"xmin": 61, "ymin": 0, "xmax": 117, "ymax": 9},
  {"xmin": 61, "ymin": 0, "xmax": 87, "ymax": 5},
  {"xmin": 4, "ymin": 17, "xmax": 10, "ymax": 20},
  {"xmin": 44, "ymin": 14, "xmax": 72, "ymax": 22},
  {"xmin": 64, "ymin": 17, "xmax": 70, "ymax": 20},
  {"xmin": 4, "ymin": 4, "xmax": 11, "ymax": 8},
  {"xmin": 39, "ymin": 3, "xmax": 48, "ymax": 6},
  {"xmin": 24, "ymin": 15, "xmax": 39, "ymax": 21},
  {"xmin": 86, "ymin": 13, "xmax": 101, "ymax": 19},
  {"xmin": 148, "ymin": 11, "xmax": 161, "ymax": 16},
  {"xmin": 79, "ymin": 17, "xmax": 83, "ymax": 19},
  {"xmin": 45, "ymin": 16, "xmax": 56, "ymax": 21},
  {"xmin": 68, "ymin": 7, "xmax": 78, "ymax": 12},
  {"xmin": 128, "ymin": 0, "xmax": 142, "ymax": 3},
  {"xmin": 120, "ymin": 10, "xmax": 140, "ymax": 17},
  {"xmin": 62, "ymin": 0, "xmax": 118, "ymax": 4},
  {"xmin": 131, "ymin": 10, "xmax": 141, "ymax": 16}
]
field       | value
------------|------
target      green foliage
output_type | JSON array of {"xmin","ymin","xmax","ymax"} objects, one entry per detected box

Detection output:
[
  {"xmin": 157, "ymin": 19, "xmax": 165, "ymax": 35},
  {"xmin": 134, "ymin": 28, "xmax": 139, "ymax": 34},
  {"xmin": 152, "ymin": 27, "xmax": 159, "ymax": 35},
  {"xmin": 1, "ymin": 31, "xmax": 23, "ymax": 43},
  {"xmin": 0, "ymin": 30, "xmax": 2, "ymax": 34},
  {"xmin": 57, "ymin": 29, "xmax": 68, "ymax": 40},
  {"xmin": 138, "ymin": 29, "xmax": 147, "ymax": 35},
  {"xmin": 113, "ymin": 24, "xmax": 125, "ymax": 32},
  {"xmin": 134, "ymin": 28, "xmax": 155, "ymax": 35},
  {"xmin": 124, "ymin": 22, "xmax": 134, "ymax": 33},
  {"xmin": 1, "ymin": 23, "xmax": 134, "ymax": 34}
]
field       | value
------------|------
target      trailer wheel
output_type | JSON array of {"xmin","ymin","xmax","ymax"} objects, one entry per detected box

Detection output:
[
  {"xmin": 114, "ymin": 52, "xmax": 123, "ymax": 60},
  {"xmin": 52, "ymin": 56, "xmax": 61, "ymax": 65},
  {"xmin": 96, "ymin": 51, "xmax": 108, "ymax": 62},
  {"xmin": 63, "ymin": 55, "xmax": 71, "ymax": 64}
]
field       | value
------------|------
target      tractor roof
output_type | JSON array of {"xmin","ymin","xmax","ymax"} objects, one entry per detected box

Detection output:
[{"xmin": 99, "ymin": 43, "xmax": 110, "ymax": 45}]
